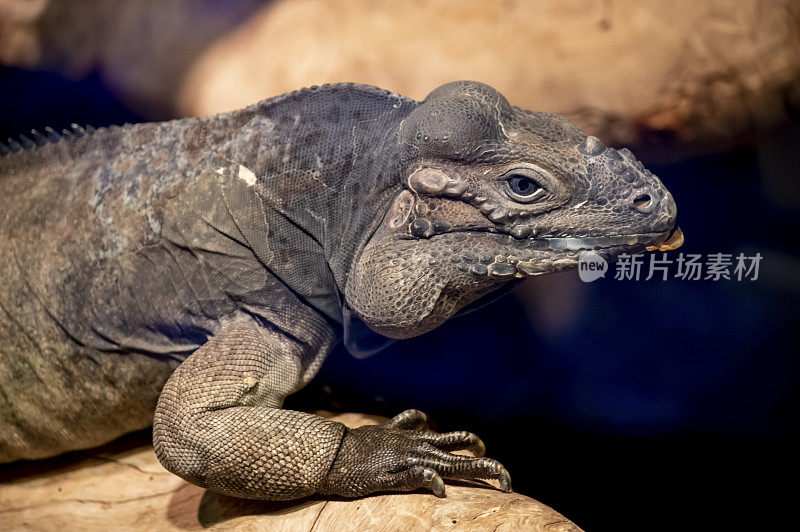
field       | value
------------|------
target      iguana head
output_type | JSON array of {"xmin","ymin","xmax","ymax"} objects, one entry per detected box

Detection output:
[{"xmin": 345, "ymin": 81, "xmax": 678, "ymax": 343}]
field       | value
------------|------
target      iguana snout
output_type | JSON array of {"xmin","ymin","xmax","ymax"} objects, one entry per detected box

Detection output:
[{"xmin": 345, "ymin": 81, "xmax": 678, "ymax": 340}]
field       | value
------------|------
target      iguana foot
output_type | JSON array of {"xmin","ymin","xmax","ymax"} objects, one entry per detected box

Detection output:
[{"xmin": 321, "ymin": 409, "xmax": 511, "ymax": 498}]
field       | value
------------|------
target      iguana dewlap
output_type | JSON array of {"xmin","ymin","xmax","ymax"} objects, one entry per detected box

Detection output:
[{"xmin": 0, "ymin": 81, "xmax": 677, "ymax": 500}]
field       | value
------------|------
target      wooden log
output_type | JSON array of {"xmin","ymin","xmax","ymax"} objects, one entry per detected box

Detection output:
[
  {"xmin": 177, "ymin": 0, "xmax": 800, "ymax": 158},
  {"xmin": 1, "ymin": 0, "xmax": 797, "ymax": 158},
  {"xmin": 0, "ymin": 412, "xmax": 582, "ymax": 531}
]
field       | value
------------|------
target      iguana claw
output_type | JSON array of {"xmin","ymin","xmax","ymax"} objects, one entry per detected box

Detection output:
[{"xmin": 321, "ymin": 409, "xmax": 510, "ymax": 498}]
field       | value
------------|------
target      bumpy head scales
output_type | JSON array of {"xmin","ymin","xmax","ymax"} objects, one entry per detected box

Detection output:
[{"xmin": 346, "ymin": 81, "xmax": 678, "ymax": 340}]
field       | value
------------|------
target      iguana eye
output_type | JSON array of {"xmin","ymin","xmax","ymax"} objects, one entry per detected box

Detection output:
[{"xmin": 504, "ymin": 171, "xmax": 546, "ymax": 203}]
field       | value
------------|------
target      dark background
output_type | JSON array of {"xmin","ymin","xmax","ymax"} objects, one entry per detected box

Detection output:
[{"xmin": 1, "ymin": 27, "xmax": 798, "ymax": 532}]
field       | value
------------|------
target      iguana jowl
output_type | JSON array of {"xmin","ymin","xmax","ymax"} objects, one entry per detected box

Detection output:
[{"xmin": 0, "ymin": 81, "xmax": 678, "ymax": 499}]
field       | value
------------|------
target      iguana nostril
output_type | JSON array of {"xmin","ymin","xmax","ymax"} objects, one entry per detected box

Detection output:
[{"xmin": 632, "ymin": 193, "xmax": 655, "ymax": 213}]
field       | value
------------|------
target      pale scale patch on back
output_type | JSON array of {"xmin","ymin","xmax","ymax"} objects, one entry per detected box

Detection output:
[{"xmin": 237, "ymin": 165, "xmax": 257, "ymax": 186}]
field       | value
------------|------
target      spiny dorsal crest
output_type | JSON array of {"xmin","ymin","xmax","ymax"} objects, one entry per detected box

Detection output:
[{"xmin": 0, "ymin": 123, "xmax": 101, "ymax": 157}]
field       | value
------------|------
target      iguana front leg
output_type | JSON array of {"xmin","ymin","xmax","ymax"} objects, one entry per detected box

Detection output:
[
  {"xmin": 153, "ymin": 317, "xmax": 511, "ymax": 500},
  {"xmin": 153, "ymin": 317, "xmax": 344, "ymax": 500}
]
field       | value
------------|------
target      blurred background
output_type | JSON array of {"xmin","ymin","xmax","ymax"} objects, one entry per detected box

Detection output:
[{"xmin": 1, "ymin": 1, "xmax": 798, "ymax": 530}]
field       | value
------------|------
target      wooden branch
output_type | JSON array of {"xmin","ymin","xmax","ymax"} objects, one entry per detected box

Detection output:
[{"xmin": 0, "ymin": 412, "xmax": 582, "ymax": 531}]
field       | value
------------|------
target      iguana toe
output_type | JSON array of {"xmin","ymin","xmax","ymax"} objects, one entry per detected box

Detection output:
[{"xmin": 386, "ymin": 408, "xmax": 429, "ymax": 430}]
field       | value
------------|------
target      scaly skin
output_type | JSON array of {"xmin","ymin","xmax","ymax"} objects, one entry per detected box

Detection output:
[{"xmin": 0, "ymin": 81, "xmax": 676, "ymax": 499}]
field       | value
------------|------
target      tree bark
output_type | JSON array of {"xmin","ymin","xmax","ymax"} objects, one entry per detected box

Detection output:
[{"xmin": 0, "ymin": 412, "xmax": 582, "ymax": 531}]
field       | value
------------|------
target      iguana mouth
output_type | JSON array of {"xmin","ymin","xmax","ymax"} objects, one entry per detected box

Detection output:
[
  {"xmin": 507, "ymin": 227, "xmax": 682, "ymax": 278},
  {"xmin": 421, "ymin": 226, "xmax": 683, "ymax": 279},
  {"xmin": 537, "ymin": 226, "xmax": 683, "ymax": 252}
]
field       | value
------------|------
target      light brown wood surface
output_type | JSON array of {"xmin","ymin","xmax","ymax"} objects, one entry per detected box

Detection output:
[
  {"xmin": 0, "ymin": 413, "xmax": 582, "ymax": 531},
  {"xmin": 179, "ymin": 0, "xmax": 800, "ymax": 155}
]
